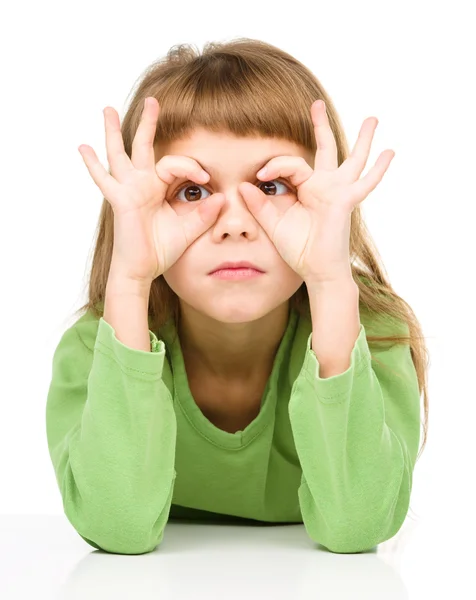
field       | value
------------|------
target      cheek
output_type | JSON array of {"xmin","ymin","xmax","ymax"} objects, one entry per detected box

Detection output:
[
  {"xmin": 274, "ymin": 253, "xmax": 304, "ymax": 283},
  {"xmin": 162, "ymin": 256, "xmax": 203, "ymax": 300},
  {"xmin": 161, "ymin": 261, "xmax": 185, "ymax": 294},
  {"xmin": 278, "ymin": 271, "xmax": 305, "ymax": 298}
]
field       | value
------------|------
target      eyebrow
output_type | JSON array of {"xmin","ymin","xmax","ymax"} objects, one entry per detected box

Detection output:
[{"xmin": 193, "ymin": 155, "xmax": 281, "ymax": 177}]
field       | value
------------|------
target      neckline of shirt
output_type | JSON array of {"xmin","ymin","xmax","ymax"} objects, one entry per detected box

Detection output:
[{"xmin": 158, "ymin": 306, "xmax": 300, "ymax": 449}]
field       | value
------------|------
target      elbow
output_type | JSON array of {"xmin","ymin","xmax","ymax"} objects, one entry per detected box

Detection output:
[
  {"xmin": 75, "ymin": 521, "xmax": 165, "ymax": 555},
  {"xmin": 310, "ymin": 511, "xmax": 403, "ymax": 554},
  {"xmin": 78, "ymin": 532, "xmax": 160, "ymax": 555},
  {"xmin": 64, "ymin": 504, "xmax": 167, "ymax": 555},
  {"xmin": 321, "ymin": 478, "xmax": 410, "ymax": 553},
  {"xmin": 317, "ymin": 529, "xmax": 379, "ymax": 554}
]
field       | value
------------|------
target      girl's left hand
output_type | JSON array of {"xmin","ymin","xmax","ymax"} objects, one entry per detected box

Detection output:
[{"xmin": 239, "ymin": 99, "xmax": 395, "ymax": 285}]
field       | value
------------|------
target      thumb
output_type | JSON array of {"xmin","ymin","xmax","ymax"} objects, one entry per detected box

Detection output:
[
  {"xmin": 182, "ymin": 193, "xmax": 225, "ymax": 242},
  {"xmin": 240, "ymin": 182, "xmax": 279, "ymax": 237},
  {"xmin": 239, "ymin": 182, "xmax": 263, "ymax": 218}
]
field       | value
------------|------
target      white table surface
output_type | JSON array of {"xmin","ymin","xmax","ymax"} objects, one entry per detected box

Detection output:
[{"xmin": 0, "ymin": 508, "xmax": 471, "ymax": 599}]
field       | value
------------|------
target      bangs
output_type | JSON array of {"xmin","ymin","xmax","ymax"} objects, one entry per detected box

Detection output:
[{"xmin": 151, "ymin": 51, "xmax": 318, "ymax": 151}]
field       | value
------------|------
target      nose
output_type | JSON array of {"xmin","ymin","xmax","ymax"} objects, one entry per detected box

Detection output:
[{"xmin": 211, "ymin": 188, "xmax": 260, "ymax": 240}]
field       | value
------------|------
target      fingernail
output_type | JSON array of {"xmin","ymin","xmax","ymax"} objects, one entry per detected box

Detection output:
[{"xmin": 257, "ymin": 167, "xmax": 267, "ymax": 177}]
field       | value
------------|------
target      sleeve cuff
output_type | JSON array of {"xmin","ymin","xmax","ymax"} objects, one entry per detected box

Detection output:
[
  {"xmin": 94, "ymin": 316, "xmax": 166, "ymax": 379},
  {"xmin": 300, "ymin": 323, "xmax": 372, "ymax": 403}
]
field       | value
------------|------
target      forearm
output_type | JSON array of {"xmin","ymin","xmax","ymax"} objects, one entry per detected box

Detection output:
[
  {"xmin": 104, "ymin": 268, "xmax": 153, "ymax": 352},
  {"xmin": 306, "ymin": 278, "xmax": 361, "ymax": 378}
]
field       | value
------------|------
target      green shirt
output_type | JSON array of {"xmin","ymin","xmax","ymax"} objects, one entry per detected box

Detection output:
[{"xmin": 45, "ymin": 304, "xmax": 421, "ymax": 555}]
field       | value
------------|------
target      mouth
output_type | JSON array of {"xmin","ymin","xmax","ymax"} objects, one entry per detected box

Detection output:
[
  {"xmin": 209, "ymin": 267, "xmax": 265, "ymax": 280},
  {"xmin": 209, "ymin": 262, "xmax": 264, "ymax": 274}
]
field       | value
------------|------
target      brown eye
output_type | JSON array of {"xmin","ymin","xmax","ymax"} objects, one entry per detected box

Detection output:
[
  {"xmin": 257, "ymin": 179, "xmax": 292, "ymax": 196},
  {"xmin": 174, "ymin": 183, "xmax": 211, "ymax": 203}
]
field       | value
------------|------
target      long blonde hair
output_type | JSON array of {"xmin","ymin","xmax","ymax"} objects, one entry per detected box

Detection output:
[{"xmin": 74, "ymin": 37, "xmax": 429, "ymax": 463}]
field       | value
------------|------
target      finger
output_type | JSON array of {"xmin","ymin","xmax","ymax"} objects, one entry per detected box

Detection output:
[
  {"xmin": 311, "ymin": 100, "xmax": 338, "ymax": 171},
  {"xmin": 155, "ymin": 155, "xmax": 210, "ymax": 198},
  {"xmin": 348, "ymin": 150, "xmax": 395, "ymax": 204},
  {"xmin": 340, "ymin": 117, "xmax": 379, "ymax": 182},
  {"xmin": 131, "ymin": 97, "xmax": 161, "ymax": 171},
  {"xmin": 78, "ymin": 144, "xmax": 123, "ymax": 205},
  {"xmin": 103, "ymin": 106, "xmax": 133, "ymax": 179},
  {"xmin": 239, "ymin": 182, "xmax": 282, "ymax": 239},
  {"xmin": 181, "ymin": 193, "xmax": 225, "ymax": 244},
  {"xmin": 257, "ymin": 156, "xmax": 313, "ymax": 188}
]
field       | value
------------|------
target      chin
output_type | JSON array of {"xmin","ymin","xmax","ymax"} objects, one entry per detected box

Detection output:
[
  {"xmin": 188, "ymin": 295, "xmax": 292, "ymax": 325},
  {"xmin": 208, "ymin": 307, "xmax": 269, "ymax": 324}
]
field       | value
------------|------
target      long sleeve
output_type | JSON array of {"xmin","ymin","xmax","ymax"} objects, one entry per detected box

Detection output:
[
  {"xmin": 288, "ymin": 317, "xmax": 421, "ymax": 554},
  {"xmin": 45, "ymin": 316, "xmax": 177, "ymax": 555}
]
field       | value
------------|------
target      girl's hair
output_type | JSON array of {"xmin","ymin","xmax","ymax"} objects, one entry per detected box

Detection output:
[{"xmin": 73, "ymin": 37, "xmax": 429, "ymax": 465}]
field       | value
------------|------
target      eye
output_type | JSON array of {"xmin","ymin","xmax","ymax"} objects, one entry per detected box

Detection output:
[
  {"xmin": 174, "ymin": 183, "xmax": 211, "ymax": 203},
  {"xmin": 257, "ymin": 179, "xmax": 293, "ymax": 196},
  {"xmin": 173, "ymin": 178, "xmax": 293, "ymax": 203}
]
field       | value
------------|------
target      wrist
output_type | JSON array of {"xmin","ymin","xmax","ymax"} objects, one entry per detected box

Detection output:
[
  {"xmin": 305, "ymin": 276, "xmax": 358, "ymax": 294},
  {"xmin": 106, "ymin": 273, "xmax": 153, "ymax": 298}
]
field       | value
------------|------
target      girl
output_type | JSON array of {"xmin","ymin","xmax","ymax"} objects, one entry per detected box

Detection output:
[{"xmin": 45, "ymin": 38, "xmax": 429, "ymax": 555}]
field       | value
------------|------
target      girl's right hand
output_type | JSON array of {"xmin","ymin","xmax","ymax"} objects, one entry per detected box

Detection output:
[{"xmin": 78, "ymin": 96, "xmax": 225, "ymax": 282}]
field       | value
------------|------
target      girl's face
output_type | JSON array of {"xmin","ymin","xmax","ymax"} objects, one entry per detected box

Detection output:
[{"xmin": 154, "ymin": 127, "xmax": 314, "ymax": 324}]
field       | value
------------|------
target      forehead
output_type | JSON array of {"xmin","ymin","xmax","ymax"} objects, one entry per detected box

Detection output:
[{"xmin": 154, "ymin": 127, "xmax": 313, "ymax": 169}]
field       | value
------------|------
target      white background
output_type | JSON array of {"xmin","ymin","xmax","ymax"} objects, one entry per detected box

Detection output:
[{"xmin": 1, "ymin": 0, "xmax": 474, "ymax": 597}]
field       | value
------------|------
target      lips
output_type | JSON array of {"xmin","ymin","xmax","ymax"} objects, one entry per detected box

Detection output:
[
  {"xmin": 209, "ymin": 267, "xmax": 264, "ymax": 280},
  {"xmin": 209, "ymin": 261, "xmax": 264, "ymax": 274}
]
